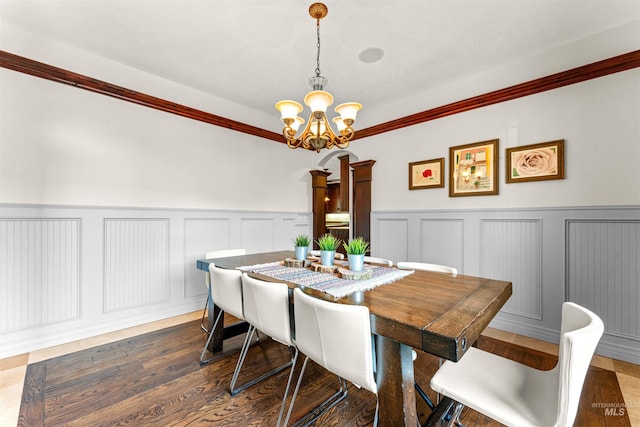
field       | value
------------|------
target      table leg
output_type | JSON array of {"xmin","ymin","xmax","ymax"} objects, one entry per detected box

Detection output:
[
  {"xmin": 376, "ymin": 335, "xmax": 418, "ymax": 427},
  {"xmin": 207, "ymin": 287, "xmax": 250, "ymax": 354},
  {"xmin": 207, "ymin": 291, "xmax": 224, "ymax": 353}
]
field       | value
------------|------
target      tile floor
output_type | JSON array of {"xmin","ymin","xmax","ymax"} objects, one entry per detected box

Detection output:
[{"xmin": 1, "ymin": 313, "xmax": 638, "ymax": 427}]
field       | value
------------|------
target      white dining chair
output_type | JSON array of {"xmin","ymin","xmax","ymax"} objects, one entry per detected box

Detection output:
[
  {"xmin": 200, "ymin": 249, "xmax": 247, "ymax": 335},
  {"xmin": 363, "ymin": 256, "xmax": 393, "ymax": 267},
  {"xmin": 396, "ymin": 261, "xmax": 457, "ymax": 276},
  {"xmin": 200, "ymin": 264, "xmax": 247, "ymax": 366},
  {"xmin": 232, "ymin": 274, "xmax": 298, "ymax": 416},
  {"xmin": 282, "ymin": 288, "xmax": 378, "ymax": 427},
  {"xmin": 430, "ymin": 302, "xmax": 604, "ymax": 427},
  {"xmin": 309, "ymin": 250, "xmax": 345, "ymax": 260}
]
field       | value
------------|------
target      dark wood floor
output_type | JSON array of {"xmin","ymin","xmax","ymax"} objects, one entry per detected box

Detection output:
[{"xmin": 19, "ymin": 318, "xmax": 630, "ymax": 426}]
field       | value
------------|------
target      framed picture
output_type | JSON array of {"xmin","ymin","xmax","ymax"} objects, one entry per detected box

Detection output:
[
  {"xmin": 506, "ymin": 139, "xmax": 565, "ymax": 183},
  {"xmin": 449, "ymin": 139, "xmax": 499, "ymax": 197},
  {"xmin": 409, "ymin": 158, "xmax": 445, "ymax": 190}
]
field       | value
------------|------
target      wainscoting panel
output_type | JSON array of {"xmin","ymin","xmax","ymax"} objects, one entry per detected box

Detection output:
[
  {"xmin": 419, "ymin": 219, "xmax": 464, "ymax": 271},
  {"xmin": 371, "ymin": 206, "xmax": 640, "ymax": 363},
  {"xmin": 481, "ymin": 219, "xmax": 542, "ymax": 320},
  {"xmin": 0, "ymin": 204, "xmax": 311, "ymax": 359},
  {"xmin": 103, "ymin": 219, "xmax": 170, "ymax": 312},
  {"xmin": 283, "ymin": 216, "xmax": 311, "ymax": 248},
  {"xmin": 373, "ymin": 218, "xmax": 409, "ymax": 263},
  {"xmin": 183, "ymin": 218, "xmax": 232, "ymax": 298},
  {"xmin": 0, "ymin": 218, "xmax": 80, "ymax": 331},
  {"xmin": 240, "ymin": 217, "xmax": 276, "ymax": 254},
  {"xmin": 566, "ymin": 220, "xmax": 639, "ymax": 341}
]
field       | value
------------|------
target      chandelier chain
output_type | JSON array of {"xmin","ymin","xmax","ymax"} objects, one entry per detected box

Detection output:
[{"xmin": 315, "ymin": 18, "xmax": 321, "ymax": 77}]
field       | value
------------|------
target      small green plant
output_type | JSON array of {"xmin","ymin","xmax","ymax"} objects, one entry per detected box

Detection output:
[
  {"xmin": 343, "ymin": 236, "xmax": 370, "ymax": 255},
  {"xmin": 293, "ymin": 234, "xmax": 311, "ymax": 247},
  {"xmin": 316, "ymin": 233, "xmax": 341, "ymax": 251}
]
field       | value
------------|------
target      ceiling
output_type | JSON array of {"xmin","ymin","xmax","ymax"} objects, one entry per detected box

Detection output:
[{"xmin": 1, "ymin": 0, "xmax": 639, "ymax": 127}]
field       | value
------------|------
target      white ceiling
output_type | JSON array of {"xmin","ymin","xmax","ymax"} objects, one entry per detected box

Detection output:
[{"xmin": 2, "ymin": 0, "xmax": 639, "ymax": 124}]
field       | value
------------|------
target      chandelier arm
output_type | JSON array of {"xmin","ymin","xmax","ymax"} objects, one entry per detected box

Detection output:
[
  {"xmin": 283, "ymin": 126, "xmax": 296, "ymax": 141},
  {"xmin": 339, "ymin": 127, "xmax": 355, "ymax": 141},
  {"xmin": 287, "ymin": 137, "xmax": 302, "ymax": 149},
  {"xmin": 335, "ymin": 138, "xmax": 350, "ymax": 149}
]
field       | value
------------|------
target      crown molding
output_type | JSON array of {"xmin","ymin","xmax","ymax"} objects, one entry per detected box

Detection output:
[
  {"xmin": 2, "ymin": 49, "xmax": 639, "ymax": 144},
  {"xmin": 0, "ymin": 50, "xmax": 284, "ymax": 143},
  {"xmin": 353, "ymin": 50, "xmax": 640, "ymax": 140}
]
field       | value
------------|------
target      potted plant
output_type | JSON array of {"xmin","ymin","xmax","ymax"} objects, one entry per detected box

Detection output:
[
  {"xmin": 343, "ymin": 236, "xmax": 370, "ymax": 272},
  {"xmin": 316, "ymin": 233, "xmax": 341, "ymax": 266},
  {"xmin": 293, "ymin": 234, "xmax": 311, "ymax": 261}
]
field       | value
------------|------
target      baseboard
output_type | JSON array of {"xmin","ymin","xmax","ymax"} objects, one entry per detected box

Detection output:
[{"xmin": 0, "ymin": 301, "xmax": 201, "ymax": 359}]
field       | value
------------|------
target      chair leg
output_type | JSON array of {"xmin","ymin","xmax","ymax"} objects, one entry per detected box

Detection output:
[
  {"xmin": 282, "ymin": 356, "xmax": 349, "ymax": 427},
  {"xmin": 199, "ymin": 309, "xmax": 224, "ymax": 366},
  {"xmin": 447, "ymin": 402, "xmax": 465, "ymax": 427},
  {"xmin": 415, "ymin": 381, "xmax": 435, "ymax": 410},
  {"xmin": 277, "ymin": 347, "xmax": 300, "ymax": 427},
  {"xmin": 229, "ymin": 327, "xmax": 294, "ymax": 396},
  {"xmin": 200, "ymin": 297, "xmax": 209, "ymax": 334}
]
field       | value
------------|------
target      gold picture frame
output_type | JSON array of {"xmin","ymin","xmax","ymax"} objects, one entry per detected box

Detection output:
[
  {"xmin": 506, "ymin": 139, "xmax": 565, "ymax": 183},
  {"xmin": 409, "ymin": 158, "xmax": 445, "ymax": 190},
  {"xmin": 449, "ymin": 139, "xmax": 499, "ymax": 197}
]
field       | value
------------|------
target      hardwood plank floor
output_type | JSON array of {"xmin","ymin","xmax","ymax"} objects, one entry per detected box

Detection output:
[{"xmin": 16, "ymin": 319, "xmax": 632, "ymax": 426}]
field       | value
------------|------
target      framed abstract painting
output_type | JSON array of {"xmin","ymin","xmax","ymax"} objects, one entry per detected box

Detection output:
[
  {"xmin": 449, "ymin": 139, "xmax": 499, "ymax": 197},
  {"xmin": 409, "ymin": 158, "xmax": 445, "ymax": 190},
  {"xmin": 506, "ymin": 139, "xmax": 565, "ymax": 183}
]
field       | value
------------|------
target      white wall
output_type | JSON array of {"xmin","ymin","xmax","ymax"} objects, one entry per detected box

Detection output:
[
  {"xmin": 349, "ymin": 69, "xmax": 640, "ymax": 210},
  {"xmin": 1, "ymin": 23, "xmax": 318, "ymax": 211}
]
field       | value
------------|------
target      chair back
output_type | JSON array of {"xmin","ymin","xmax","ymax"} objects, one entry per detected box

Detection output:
[
  {"xmin": 293, "ymin": 288, "xmax": 377, "ymax": 394},
  {"xmin": 363, "ymin": 256, "xmax": 393, "ymax": 267},
  {"xmin": 205, "ymin": 249, "xmax": 246, "ymax": 288},
  {"xmin": 396, "ymin": 261, "xmax": 457, "ymax": 276},
  {"xmin": 209, "ymin": 265, "xmax": 244, "ymax": 319},
  {"xmin": 206, "ymin": 248, "xmax": 247, "ymax": 259},
  {"xmin": 556, "ymin": 302, "xmax": 604, "ymax": 426},
  {"xmin": 241, "ymin": 274, "xmax": 293, "ymax": 347}
]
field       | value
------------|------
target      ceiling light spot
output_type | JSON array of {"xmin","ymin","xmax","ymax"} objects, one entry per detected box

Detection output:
[{"xmin": 359, "ymin": 47, "xmax": 384, "ymax": 63}]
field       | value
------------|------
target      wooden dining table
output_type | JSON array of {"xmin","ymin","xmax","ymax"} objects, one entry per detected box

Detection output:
[{"xmin": 196, "ymin": 250, "xmax": 512, "ymax": 427}]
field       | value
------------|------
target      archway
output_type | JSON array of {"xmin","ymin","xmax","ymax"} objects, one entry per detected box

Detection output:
[{"xmin": 310, "ymin": 151, "xmax": 374, "ymax": 252}]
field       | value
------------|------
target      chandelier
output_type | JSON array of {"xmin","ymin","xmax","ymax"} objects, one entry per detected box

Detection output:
[{"xmin": 275, "ymin": 2, "xmax": 362, "ymax": 152}]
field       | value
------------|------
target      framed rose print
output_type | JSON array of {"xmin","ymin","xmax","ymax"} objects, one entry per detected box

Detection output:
[
  {"xmin": 506, "ymin": 139, "xmax": 565, "ymax": 183},
  {"xmin": 449, "ymin": 139, "xmax": 499, "ymax": 197},
  {"xmin": 409, "ymin": 158, "xmax": 444, "ymax": 190}
]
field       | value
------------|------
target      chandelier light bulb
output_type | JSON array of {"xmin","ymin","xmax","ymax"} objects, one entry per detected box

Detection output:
[
  {"xmin": 275, "ymin": 100, "xmax": 303, "ymax": 121},
  {"xmin": 304, "ymin": 90, "xmax": 334, "ymax": 114},
  {"xmin": 335, "ymin": 102, "xmax": 362, "ymax": 123},
  {"xmin": 291, "ymin": 116, "xmax": 305, "ymax": 132},
  {"xmin": 332, "ymin": 116, "xmax": 346, "ymax": 132},
  {"xmin": 311, "ymin": 119, "xmax": 326, "ymax": 136}
]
